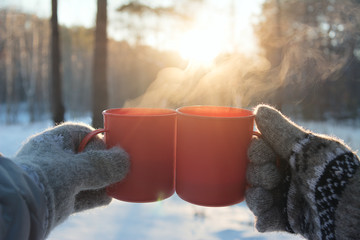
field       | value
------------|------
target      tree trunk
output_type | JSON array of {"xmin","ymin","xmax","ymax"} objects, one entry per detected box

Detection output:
[
  {"xmin": 92, "ymin": 0, "xmax": 108, "ymax": 128},
  {"xmin": 274, "ymin": 0, "xmax": 283, "ymax": 110},
  {"xmin": 5, "ymin": 12, "xmax": 15, "ymax": 124},
  {"xmin": 50, "ymin": 0, "xmax": 65, "ymax": 125}
]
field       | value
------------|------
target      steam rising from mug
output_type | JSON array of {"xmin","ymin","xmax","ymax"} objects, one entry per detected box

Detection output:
[
  {"xmin": 124, "ymin": 45, "xmax": 348, "ymax": 109},
  {"xmin": 124, "ymin": 55, "xmax": 272, "ymax": 108}
]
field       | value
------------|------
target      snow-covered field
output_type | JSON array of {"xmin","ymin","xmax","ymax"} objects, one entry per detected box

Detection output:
[{"xmin": 1, "ymin": 115, "xmax": 359, "ymax": 240}]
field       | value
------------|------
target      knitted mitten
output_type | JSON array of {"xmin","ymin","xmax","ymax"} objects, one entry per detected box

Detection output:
[
  {"xmin": 245, "ymin": 105, "xmax": 360, "ymax": 240},
  {"xmin": 13, "ymin": 122, "xmax": 129, "ymax": 237}
]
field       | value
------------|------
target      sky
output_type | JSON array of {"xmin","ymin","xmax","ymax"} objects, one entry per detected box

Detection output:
[
  {"xmin": 0, "ymin": 0, "xmax": 97, "ymax": 27},
  {"xmin": 0, "ymin": 0, "xmax": 264, "ymax": 27},
  {"xmin": 0, "ymin": 0, "xmax": 265, "ymax": 62}
]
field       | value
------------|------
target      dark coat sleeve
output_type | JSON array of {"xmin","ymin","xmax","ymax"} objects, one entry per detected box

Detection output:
[{"xmin": 0, "ymin": 157, "xmax": 47, "ymax": 240}]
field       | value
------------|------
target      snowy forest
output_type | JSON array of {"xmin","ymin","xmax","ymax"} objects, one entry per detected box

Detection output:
[
  {"xmin": 1, "ymin": 1, "xmax": 360, "ymax": 239},
  {"xmin": 1, "ymin": 0, "xmax": 360, "ymax": 126}
]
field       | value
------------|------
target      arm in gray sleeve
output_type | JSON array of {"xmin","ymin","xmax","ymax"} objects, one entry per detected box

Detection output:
[
  {"xmin": 0, "ymin": 156, "xmax": 47, "ymax": 240},
  {"xmin": 4, "ymin": 122, "xmax": 129, "ymax": 239}
]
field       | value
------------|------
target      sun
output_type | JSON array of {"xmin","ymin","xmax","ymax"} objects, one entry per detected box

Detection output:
[
  {"xmin": 178, "ymin": 27, "xmax": 227, "ymax": 66},
  {"xmin": 175, "ymin": 2, "xmax": 260, "ymax": 66}
]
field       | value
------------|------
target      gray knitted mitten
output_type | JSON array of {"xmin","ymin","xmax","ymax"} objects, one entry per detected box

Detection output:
[
  {"xmin": 246, "ymin": 105, "xmax": 360, "ymax": 240},
  {"xmin": 13, "ymin": 122, "xmax": 129, "ymax": 237}
]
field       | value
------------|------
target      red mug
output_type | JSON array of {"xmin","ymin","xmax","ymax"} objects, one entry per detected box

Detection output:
[
  {"xmin": 175, "ymin": 106, "xmax": 258, "ymax": 207},
  {"xmin": 79, "ymin": 108, "xmax": 177, "ymax": 203}
]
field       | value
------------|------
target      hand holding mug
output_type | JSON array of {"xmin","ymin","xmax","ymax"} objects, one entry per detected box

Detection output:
[
  {"xmin": 246, "ymin": 105, "xmax": 360, "ymax": 240},
  {"xmin": 13, "ymin": 123, "xmax": 129, "ymax": 237}
]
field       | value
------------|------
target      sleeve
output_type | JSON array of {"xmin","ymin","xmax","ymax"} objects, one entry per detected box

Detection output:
[{"xmin": 0, "ymin": 156, "xmax": 47, "ymax": 240}]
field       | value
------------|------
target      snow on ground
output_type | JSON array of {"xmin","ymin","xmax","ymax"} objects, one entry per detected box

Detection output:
[
  {"xmin": 47, "ymin": 197, "xmax": 296, "ymax": 240},
  {"xmin": 1, "ymin": 115, "xmax": 359, "ymax": 240}
]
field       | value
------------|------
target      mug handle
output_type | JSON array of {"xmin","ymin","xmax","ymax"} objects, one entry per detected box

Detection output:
[{"xmin": 78, "ymin": 129, "xmax": 107, "ymax": 153}]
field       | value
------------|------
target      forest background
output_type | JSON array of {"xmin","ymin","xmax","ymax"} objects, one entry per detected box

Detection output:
[{"xmin": 1, "ymin": 0, "xmax": 360, "ymax": 126}]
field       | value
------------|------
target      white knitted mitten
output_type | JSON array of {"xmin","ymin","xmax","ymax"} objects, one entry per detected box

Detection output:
[
  {"xmin": 246, "ymin": 105, "xmax": 360, "ymax": 240},
  {"xmin": 13, "ymin": 122, "xmax": 129, "ymax": 237}
]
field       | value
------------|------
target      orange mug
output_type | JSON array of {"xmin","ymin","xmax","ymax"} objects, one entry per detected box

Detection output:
[
  {"xmin": 176, "ymin": 106, "xmax": 258, "ymax": 207},
  {"xmin": 79, "ymin": 108, "xmax": 177, "ymax": 202}
]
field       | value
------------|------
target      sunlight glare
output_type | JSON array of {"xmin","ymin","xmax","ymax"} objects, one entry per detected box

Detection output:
[
  {"xmin": 175, "ymin": 0, "xmax": 262, "ymax": 66},
  {"xmin": 178, "ymin": 27, "xmax": 226, "ymax": 65}
]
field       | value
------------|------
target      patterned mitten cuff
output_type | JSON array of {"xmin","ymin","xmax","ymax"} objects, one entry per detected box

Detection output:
[
  {"xmin": 246, "ymin": 105, "xmax": 360, "ymax": 240},
  {"xmin": 286, "ymin": 133, "xmax": 359, "ymax": 239}
]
